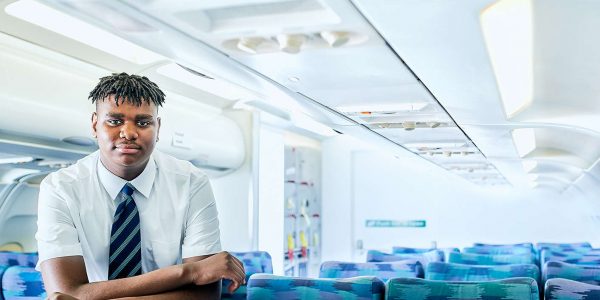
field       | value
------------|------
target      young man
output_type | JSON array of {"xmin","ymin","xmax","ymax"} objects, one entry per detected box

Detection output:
[{"xmin": 36, "ymin": 73, "xmax": 245, "ymax": 299}]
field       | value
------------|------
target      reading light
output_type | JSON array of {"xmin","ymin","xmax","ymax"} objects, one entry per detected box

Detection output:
[
  {"xmin": 337, "ymin": 103, "xmax": 428, "ymax": 113},
  {"xmin": 320, "ymin": 30, "xmax": 350, "ymax": 47},
  {"xmin": 237, "ymin": 37, "xmax": 267, "ymax": 54},
  {"xmin": 5, "ymin": 0, "xmax": 165, "ymax": 65},
  {"xmin": 444, "ymin": 151, "xmax": 452, "ymax": 157},
  {"xmin": 0, "ymin": 156, "xmax": 34, "ymax": 164},
  {"xmin": 427, "ymin": 122, "xmax": 441, "ymax": 128},
  {"xmin": 481, "ymin": 0, "xmax": 533, "ymax": 118},
  {"xmin": 276, "ymin": 34, "xmax": 307, "ymax": 54},
  {"xmin": 512, "ymin": 128, "xmax": 536, "ymax": 157}
]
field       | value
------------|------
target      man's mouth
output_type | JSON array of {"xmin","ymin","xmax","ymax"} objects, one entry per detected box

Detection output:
[{"xmin": 115, "ymin": 144, "xmax": 141, "ymax": 154}]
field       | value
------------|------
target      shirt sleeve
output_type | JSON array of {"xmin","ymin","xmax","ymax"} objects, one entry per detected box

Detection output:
[
  {"xmin": 181, "ymin": 174, "xmax": 222, "ymax": 259},
  {"xmin": 35, "ymin": 177, "xmax": 83, "ymax": 270}
]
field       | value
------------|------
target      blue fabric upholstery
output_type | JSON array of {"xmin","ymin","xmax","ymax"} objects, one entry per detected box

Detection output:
[
  {"xmin": 319, "ymin": 259, "xmax": 424, "ymax": 281},
  {"xmin": 0, "ymin": 252, "xmax": 37, "ymax": 268},
  {"xmin": 536, "ymin": 243, "xmax": 592, "ymax": 253},
  {"xmin": 425, "ymin": 261, "xmax": 540, "ymax": 283},
  {"xmin": 386, "ymin": 277, "xmax": 539, "ymax": 300},
  {"xmin": 2, "ymin": 266, "xmax": 46, "ymax": 300},
  {"xmin": 541, "ymin": 250, "xmax": 600, "ymax": 265},
  {"xmin": 247, "ymin": 274, "xmax": 384, "ymax": 300},
  {"xmin": 367, "ymin": 250, "xmax": 443, "ymax": 267},
  {"xmin": 545, "ymin": 278, "xmax": 600, "ymax": 300},
  {"xmin": 449, "ymin": 252, "xmax": 535, "ymax": 265},
  {"xmin": 543, "ymin": 261, "xmax": 600, "ymax": 285},
  {"xmin": 222, "ymin": 251, "xmax": 273, "ymax": 299},
  {"xmin": 463, "ymin": 246, "xmax": 533, "ymax": 255},
  {"xmin": 392, "ymin": 247, "xmax": 433, "ymax": 254}
]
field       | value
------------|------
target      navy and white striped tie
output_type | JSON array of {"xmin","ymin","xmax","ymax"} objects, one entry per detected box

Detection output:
[{"xmin": 108, "ymin": 184, "xmax": 142, "ymax": 279}]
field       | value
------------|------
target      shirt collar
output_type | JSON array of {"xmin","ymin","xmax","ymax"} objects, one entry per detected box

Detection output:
[{"xmin": 97, "ymin": 155, "xmax": 156, "ymax": 201}]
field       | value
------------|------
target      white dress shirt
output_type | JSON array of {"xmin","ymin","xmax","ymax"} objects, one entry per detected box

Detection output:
[{"xmin": 35, "ymin": 150, "xmax": 221, "ymax": 282}]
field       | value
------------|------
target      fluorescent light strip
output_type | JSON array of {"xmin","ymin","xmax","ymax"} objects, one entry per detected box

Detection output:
[
  {"xmin": 336, "ymin": 103, "xmax": 428, "ymax": 113},
  {"xmin": 157, "ymin": 63, "xmax": 254, "ymax": 101},
  {"xmin": 481, "ymin": 0, "xmax": 533, "ymax": 118},
  {"xmin": 5, "ymin": 0, "xmax": 165, "ymax": 65}
]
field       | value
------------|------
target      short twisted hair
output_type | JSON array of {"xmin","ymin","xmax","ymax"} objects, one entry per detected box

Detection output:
[{"xmin": 89, "ymin": 72, "xmax": 165, "ymax": 107}]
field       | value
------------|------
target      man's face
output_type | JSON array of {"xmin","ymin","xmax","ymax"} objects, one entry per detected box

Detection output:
[{"xmin": 92, "ymin": 95, "xmax": 161, "ymax": 175}]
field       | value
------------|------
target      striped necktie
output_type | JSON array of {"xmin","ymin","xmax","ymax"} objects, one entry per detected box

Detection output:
[{"xmin": 108, "ymin": 183, "xmax": 142, "ymax": 279}]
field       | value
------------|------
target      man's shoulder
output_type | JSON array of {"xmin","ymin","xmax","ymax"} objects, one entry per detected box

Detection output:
[{"xmin": 42, "ymin": 152, "xmax": 97, "ymax": 188}]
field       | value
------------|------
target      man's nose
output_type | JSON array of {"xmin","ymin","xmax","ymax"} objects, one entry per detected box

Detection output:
[{"xmin": 120, "ymin": 122, "xmax": 138, "ymax": 140}]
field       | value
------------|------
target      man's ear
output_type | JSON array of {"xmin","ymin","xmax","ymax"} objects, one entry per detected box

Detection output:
[
  {"xmin": 156, "ymin": 116, "xmax": 161, "ymax": 142},
  {"xmin": 91, "ymin": 112, "xmax": 98, "ymax": 138}
]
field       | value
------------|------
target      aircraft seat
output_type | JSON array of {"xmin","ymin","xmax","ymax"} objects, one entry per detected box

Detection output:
[
  {"xmin": 541, "ymin": 250, "xmax": 600, "ymax": 265},
  {"xmin": 1, "ymin": 266, "xmax": 46, "ymax": 300},
  {"xmin": 449, "ymin": 252, "xmax": 535, "ymax": 265},
  {"xmin": 386, "ymin": 277, "xmax": 539, "ymax": 300},
  {"xmin": 463, "ymin": 246, "xmax": 533, "ymax": 256},
  {"xmin": 425, "ymin": 261, "xmax": 540, "ymax": 283},
  {"xmin": 247, "ymin": 274, "xmax": 384, "ymax": 300},
  {"xmin": 319, "ymin": 259, "xmax": 424, "ymax": 281},
  {"xmin": 0, "ymin": 252, "xmax": 37, "ymax": 268},
  {"xmin": 545, "ymin": 278, "xmax": 600, "ymax": 300},
  {"xmin": 367, "ymin": 250, "xmax": 443, "ymax": 267},
  {"xmin": 543, "ymin": 261, "xmax": 600, "ymax": 285},
  {"xmin": 222, "ymin": 251, "xmax": 273, "ymax": 299}
]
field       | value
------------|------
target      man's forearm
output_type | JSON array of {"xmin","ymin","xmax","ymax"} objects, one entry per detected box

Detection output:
[
  {"xmin": 115, "ymin": 282, "xmax": 221, "ymax": 300},
  {"xmin": 67, "ymin": 264, "xmax": 194, "ymax": 299}
]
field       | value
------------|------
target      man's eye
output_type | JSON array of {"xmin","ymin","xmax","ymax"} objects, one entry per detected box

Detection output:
[
  {"xmin": 137, "ymin": 121, "xmax": 151, "ymax": 127},
  {"xmin": 107, "ymin": 119, "xmax": 122, "ymax": 126}
]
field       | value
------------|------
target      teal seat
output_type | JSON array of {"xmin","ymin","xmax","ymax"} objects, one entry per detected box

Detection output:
[
  {"xmin": 449, "ymin": 252, "xmax": 535, "ymax": 265},
  {"xmin": 386, "ymin": 277, "xmax": 539, "ymax": 300},
  {"xmin": 367, "ymin": 250, "xmax": 443, "ymax": 267},
  {"xmin": 426, "ymin": 261, "xmax": 540, "ymax": 283},
  {"xmin": 545, "ymin": 278, "xmax": 600, "ymax": 300},
  {"xmin": 543, "ymin": 261, "xmax": 600, "ymax": 285},
  {"xmin": 320, "ymin": 259, "xmax": 423, "ymax": 281},
  {"xmin": 222, "ymin": 251, "xmax": 273, "ymax": 299},
  {"xmin": 247, "ymin": 274, "xmax": 384, "ymax": 300}
]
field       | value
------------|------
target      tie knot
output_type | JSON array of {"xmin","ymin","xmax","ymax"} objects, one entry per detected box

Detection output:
[{"xmin": 121, "ymin": 184, "xmax": 134, "ymax": 197}]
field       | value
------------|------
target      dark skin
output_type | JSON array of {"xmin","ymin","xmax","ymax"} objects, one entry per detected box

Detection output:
[{"xmin": 42, "ymin": 96, "xmax": 246, "ymax": 299}]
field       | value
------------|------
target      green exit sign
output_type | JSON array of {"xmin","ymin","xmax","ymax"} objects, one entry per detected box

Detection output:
[{"xmin": 365, "ymin": 220, "xmax": 426, "ymax": 228}]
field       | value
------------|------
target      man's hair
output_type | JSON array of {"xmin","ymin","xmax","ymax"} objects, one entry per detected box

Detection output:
[{"xmin": 89, "ymin": 72, "xmax": 165, "ymax": 107}]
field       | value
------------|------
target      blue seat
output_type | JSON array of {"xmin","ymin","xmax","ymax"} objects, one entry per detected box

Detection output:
[
  {"xmin": 0, "ymin": 252, "xmax": 37, "ymax": 268},
  {"xmin": 543, "ymin": 261, "xmax": 600, "ymax": 285},
  {"xmin": 425, "ymin": 261, "xmax": 540, "ymax": 283},
  {"xmin": 222, "ymin": 251, "xmax": 273, "ymax": 299},
  {"xmin": 536, "ymin": 242, "xmax": 592, "ymax": 253},
  {"xmin": 541, "ymin": 250, "xmax": 600, "ymax": 265},
  {"xmin": 367, "ymin": 250, "xmax": 443, "ymax": 267},
  {"xmin": 449, "ymin": 252, "xmax": 535, "ymax": 265},
  {"xmin": 2, "ymin": 266, "xmax": 46, "ymax": 300},
  {"xmin": 392, "ymin": 247, "xmax": 433, "ymax": 254},
  {"xmin": 386, "ymin": 277, "xmax": 538, "ymax": 300},
  {"xmin": 247, "ymin": 274, "xmax": 384, "ymax": 300},
  {"xmin": 463, "ymin": 246, "xmax": 533, "ymax": 255},
  {"xmin": 319, "ymin": 259, "xmax": 423, "ymax": 281},
  {"xmin": 545, "ymin": 278, "xmax": 600, "ymax": 300}
]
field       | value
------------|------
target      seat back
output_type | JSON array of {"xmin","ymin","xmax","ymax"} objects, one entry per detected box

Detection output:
[
  {"xmin": 541, "ymin": 250, "xmax": 600, "ymax": 265},
  {"xmin": 2, "ymin": 266, "xmax": 46, "ymax": 300},
  {"xmin": 474, "ymin": 243, "xmax": 534, "ymax": 249},
  {"xmin": 426, "ymin": 262, "xmax": 540, "ymax": 283},
  {"xmin": 392, "ymin": 247, "xmax": 433, "ymax": 254},
  {"xmin": 449, "ymin": 252, "xmax": 535, "ymax": 265},
  {"xmin": 545, "ymin": 278, "xmax": 600, "ymax": 300},
  {"xmin": 386, "ymin": 277, "xmax": 539, "ymax": 300},
  {"xmin": 319, "ymin": 259, "xmax": 423, "ymax": 281},
  {"xmin": 247, "ymin": 274, "xmax": 384, "ymax": 300},
  {"xmin": 222, "ymin": 251, "xmax": 273, "ymax": 299},
  {"xmin": 543, "ymin": 261, "xmax": 600, "ymax": 285},
  {"xmin": 536, "ymin": 242, "xmax": 592, "ymax": 253},
  {"xmin": 463, "ymin": 246, "xmax": 532, "ymax": 256},
  {"xmin": 367, "ymin": 250, "xmax": 443, "ymax": 266},
  {"xmin": 0, "ymin": 252, "xmax": 37, "ymax": 268}
]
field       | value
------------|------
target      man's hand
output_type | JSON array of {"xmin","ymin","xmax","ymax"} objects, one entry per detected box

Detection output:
[{"xmin": 184, "ymin": 251, "xmax": 246, "ymax": 293}]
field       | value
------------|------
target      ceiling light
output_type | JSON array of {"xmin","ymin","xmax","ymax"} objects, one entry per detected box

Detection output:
[
  {"xmin": 336, "ymin": 103, "xmax": 428, "ymax": 113},
  {"xmin": 512, "ymin": 128, "xmax": 536, "ymax": 157},
  {"xmin": 522, "ymin": 160, "xmax": 537, "ymax": 173},
  {"xmin": 5, "ymin": 0, "xmax": 166, "ymax": 65},
  {"xmin": 0, "ymin": 156, "xmax": 34, "ymax": 164},
  {"xmin": 237, "ymin": 37, "xmax": 267, "ymax": 54},
  {"xmin": 481, "ymin": 0, "xmax": 533, "ymax": 118},
  {"xmin": 276, "ymin": 34, "xmax": 307, "ymax": 54},
  {"xmin": 157, "ymin": 63, "xmax": 254, "ymax": 101},
  {"xmin": 402, "ymin": 121, "xmax": 416, "ymax": 131},
  {"xmin": 320, "ymin": 31, "xmax": 350, "ymax": 47},
  {"xmin": 404, "ymin": 142, "xmax": 467, "ymax": 150}
]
